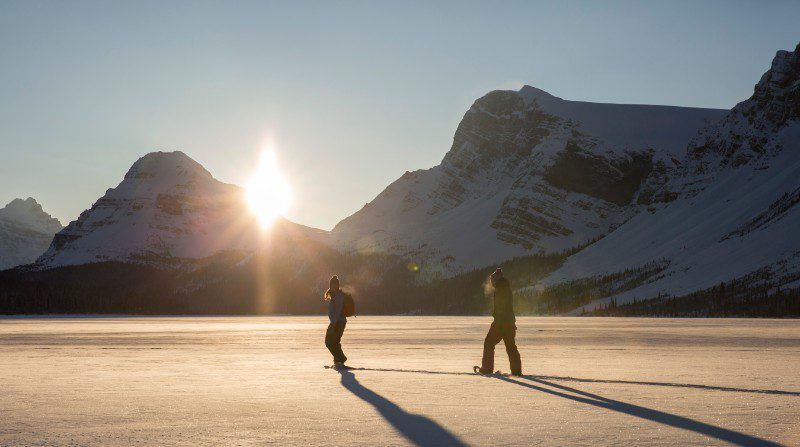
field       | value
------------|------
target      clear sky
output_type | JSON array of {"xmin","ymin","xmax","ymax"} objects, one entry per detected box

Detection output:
[{"xmin": 1, "ymin": 1, "xmax": 798, "ymax": 230}]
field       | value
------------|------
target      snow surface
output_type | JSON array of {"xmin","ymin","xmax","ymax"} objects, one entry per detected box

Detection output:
[
  {"xmin": 1, "ymin": 316, "xmax": 797, "ymax": 446},
  {"xmin": 518, "ymin": 85, "xmax": 726, "ymax": 155},
  {"xmin": 544, "ymin": 126, "xmax": 800, "ymax": 307},
  {"xmin": 541, "ymin": 40, "xmax": 800, "ymax": 310}
]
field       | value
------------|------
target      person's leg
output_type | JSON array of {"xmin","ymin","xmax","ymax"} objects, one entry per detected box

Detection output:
[
  {"xmin": 501, "ymin": 322, "xmax": 522, "ymax": 375},
  {"xmin": 325, "ymin": 322, "xmax": 338, "ymax": 363},
  {"xmin": 333, "ymin": 321, "xmax": 347, "ymax": 363},
  {"xmin": 480, "ymin": 321, "xmax": 503, "ymax": 372}
]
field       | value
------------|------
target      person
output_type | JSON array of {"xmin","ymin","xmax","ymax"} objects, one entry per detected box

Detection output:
[
  {"xmin": 476, "ymin": 268, "xmax": 522, "ymax": 376},
  {"xmin": 324, "ymin": 275, "xmax": 348, "ymax": 368}
]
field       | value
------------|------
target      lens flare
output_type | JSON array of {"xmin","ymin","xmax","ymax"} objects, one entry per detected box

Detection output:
[{"xmin": 246, "ymin": 150, "xmax": 292, "ymax": 227}]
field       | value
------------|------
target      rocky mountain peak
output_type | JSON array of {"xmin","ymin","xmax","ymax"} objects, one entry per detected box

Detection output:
[
  {"xmin": 518, "ymin": 85, "xmax": 562, "ymax": 103},
  {"xmin": 2, "ymin": 197, "xmax": 43, "ymax": 218},
  {"xmin": 751, "ymin": 42, "xmax": 800, "ymax": 126},
  {"xmin": 124, "ymin": 151, "xmax": 213, "ymax": 182},
  {"xmin": 686, "ymin": 43, "xmax": 800, "ymax": 170},
  {"xmin": 34, "ymin": 150, "xmax": 260, "ymax": 270},
  {"xmin": 334, "ymin": 82, "xmax": 724, "ymax": 275},
  {"xmin": 0, "ymin": 198, "xmax": 63, "ymax": 270},
  {"xmin": 0, "ymin": 197, "xmax": 62, "ymax": 234}
]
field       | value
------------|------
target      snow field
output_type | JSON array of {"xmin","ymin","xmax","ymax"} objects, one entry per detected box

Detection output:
[{"xmin": 0, "ymin": 316, "xmax": 798, "ymax": 446}]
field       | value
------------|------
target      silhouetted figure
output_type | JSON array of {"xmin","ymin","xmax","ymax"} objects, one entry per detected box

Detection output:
[
  {"xmin": 477, "ymin": 268, "xmax": 522, "ymax": 375},
  {"xmin": 324, "ymin": 275, "xmax": 348, "ymax": 367}
]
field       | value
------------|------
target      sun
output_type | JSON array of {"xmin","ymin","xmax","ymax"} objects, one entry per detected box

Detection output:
[{"xmin": 246, "ymin": 150, "xmax": 292, "ymax": 227}]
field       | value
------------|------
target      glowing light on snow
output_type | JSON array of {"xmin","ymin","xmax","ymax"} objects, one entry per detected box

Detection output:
[{"xmin": 246, "ymin": 148, "xmax": 292, "ymax": 227}]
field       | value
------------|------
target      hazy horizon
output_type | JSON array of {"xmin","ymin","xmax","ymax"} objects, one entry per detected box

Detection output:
[{"xmin": 1, "ymin": 1, "xmax": 798, "ymax": 230}]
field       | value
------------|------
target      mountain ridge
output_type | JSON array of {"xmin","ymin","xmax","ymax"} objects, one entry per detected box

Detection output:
[
  {"xmin": 331, "ymin": 84, "xmax": 727, "ymax": 277},
  {"xmin": 0, "ymin": 198, "xmax": 63, "ymax": 270},
  {"xmin": 540, "ymin": 43, "xmax": 800, "ymax": 312},
  {"xmin": 4, "ymin": 43, "xmax": 798, "ymax": 318},
  {"xmin": 35, "ymin": 150, "xmax": 259, "ymax": 269}
]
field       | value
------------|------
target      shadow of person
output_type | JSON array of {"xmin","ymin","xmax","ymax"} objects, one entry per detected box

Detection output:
[
  {"xmin": 351, "ymin": 368, "xmax": 799, "ymax": 396},
  {"xmin": 338, "ymin": 369, "xmax": 467, "ymax": 447},
  {"xmin": 495, "ymin": 375, "xmax": 782, "ymax": 447},
  {"xmin": 524, "ymin": 374, "xmax": 800, "ymax": 396}
]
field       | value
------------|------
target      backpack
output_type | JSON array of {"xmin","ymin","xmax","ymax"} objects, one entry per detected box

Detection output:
[{"xmin": 342, "ymin": 292, "xmax": 356, "ymax": 317}]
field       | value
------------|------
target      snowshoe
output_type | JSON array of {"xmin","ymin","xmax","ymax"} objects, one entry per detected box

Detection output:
[
  {"xmin": 473, "ymin": 366, "xmax": 495, "ymax": 375},
  {"xmin": 325, "ymin": 363, "xmax": 354, "ymax": 370}
]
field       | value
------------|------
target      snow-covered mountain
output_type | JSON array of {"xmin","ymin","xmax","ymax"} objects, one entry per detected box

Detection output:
[
  {"xmin": 34, "ymin": 151, "xmax": 323, "ymax": 270},
  {"xmin": 0, "ymin": 198, "xmax": 62, "ymax": 270},
  {"xmin": 542, "ymin": 42, "xmax": 800, "ymax": 310},
  {"xmin": 331, "ymin": 85, "xmax": 726, "ymax": 277},
  {"xmin": 16, "ymin": 43, "xmax": 799, "ymax": 317}
]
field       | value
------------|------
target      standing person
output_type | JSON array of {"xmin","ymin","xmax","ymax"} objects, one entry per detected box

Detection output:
[
  {"xmin": 475, "ymin": 268, "xmax": 522, "ymax": 376},
  {"xmin": 324, "ymin": 275, "xmax": 348, "ymax": 368}
]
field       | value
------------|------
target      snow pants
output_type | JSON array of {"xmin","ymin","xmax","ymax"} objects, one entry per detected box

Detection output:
[
  {"xmin": 325, "ymin": 321, "xmax": 347, "ymax": 363},
  {"xmin": 481, "ymin": 320, "xmax": 521, "ymax": 375}
]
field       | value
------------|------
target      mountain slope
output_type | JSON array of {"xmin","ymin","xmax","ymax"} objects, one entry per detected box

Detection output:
[
  {"xmin": 331, "ymin": 86, "xmax": 726, "ymax": 277},
  {"xmin": 34, "ymin": 151, "xmax": 323, "ymax": 270},
  {"xmin": 541, "ymin": 42, "xmax": 800, "ymax": 311},
  {"xmin": 0, "ymin": 198, "xmax": 62, "ymax": 270}
]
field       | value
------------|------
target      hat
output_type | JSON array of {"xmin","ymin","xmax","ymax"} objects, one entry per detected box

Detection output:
[{"xmin": 490, "ymin": 268, "xmax": 503, "ymax": 281}]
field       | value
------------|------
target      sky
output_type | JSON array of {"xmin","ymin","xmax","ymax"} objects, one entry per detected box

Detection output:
[{"xmin": 1, "ymin": 1, "xmax": 798, "ymax": 230}]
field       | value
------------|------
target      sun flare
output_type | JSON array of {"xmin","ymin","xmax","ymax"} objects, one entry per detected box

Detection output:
[{"xmin": 246, "ymin": 150, "xmax": 292, "ymax": 227}]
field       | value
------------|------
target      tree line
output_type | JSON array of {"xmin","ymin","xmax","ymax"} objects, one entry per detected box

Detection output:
[{"xmin": 1, "ymin": 249, "xmax": 798, "ymax": 317}]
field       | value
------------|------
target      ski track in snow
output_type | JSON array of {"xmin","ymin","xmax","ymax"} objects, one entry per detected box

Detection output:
[{"xmin": 1, "ymin": 316, "xmax": 798, "ymax": 446}]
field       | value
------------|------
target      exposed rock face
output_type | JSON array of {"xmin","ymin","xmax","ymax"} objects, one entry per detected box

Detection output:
[
  {"xmin": 36, "ymin": 151, "xmax": 262, "ymax": 269},
  {"xmin": 332, "ymin": 86, "xmax": 725, "ymax": 276},
  {"xmin": 688, "ymin": 42, "xmax": 800, "ymax": 171},
  {"xmin": 0, "ymin": 198, "xmax": 62, "ymax": 270},
  {"xmin": 545, "ymin": 43, "xmax": 800, "ymax": 309},
  {"xmin": 543, "ymin": 142, "xmax": 655, "ymax": 206}
]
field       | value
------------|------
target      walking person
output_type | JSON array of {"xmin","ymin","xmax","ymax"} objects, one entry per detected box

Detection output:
[
  {"xmin": 324, "ymin": 275, "xmax": 349, "ymax": 368},
  {"xmin": 475, "ymin": 268, "xmax": 522, "ymax": 376}
]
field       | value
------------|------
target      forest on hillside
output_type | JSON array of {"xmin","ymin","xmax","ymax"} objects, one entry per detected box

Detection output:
[{"xmin": 1, "ymin": 249, "xmax": 798, "ymax": 317}]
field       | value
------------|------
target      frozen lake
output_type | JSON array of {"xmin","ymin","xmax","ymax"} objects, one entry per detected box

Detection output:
[{"xmin": 1, "ymin": 316, "xmax": 798, "ymax": 446}]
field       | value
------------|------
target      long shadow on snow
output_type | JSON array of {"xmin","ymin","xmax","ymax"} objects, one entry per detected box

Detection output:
[
  {"xmin": 350, "ymin": 367, "xmax": 800, "ymax": 396},
  {"xmin": 496, "ymin": 375, "xmax": 782, "ymax": 447},
  {"xmin": 338, "ymin": 369, "xmax": 466, "ymax": 447}
]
